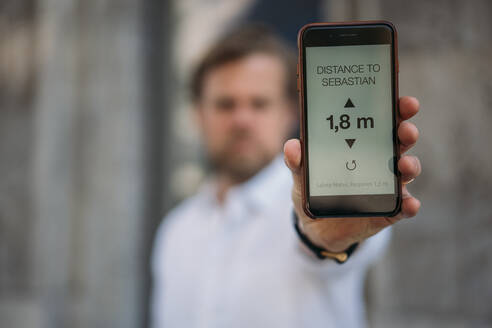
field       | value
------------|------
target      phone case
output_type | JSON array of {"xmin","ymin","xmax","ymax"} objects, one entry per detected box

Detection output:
[{"xmin": 297, "ymin": 21, "xmax": 400, "ymax": 219}]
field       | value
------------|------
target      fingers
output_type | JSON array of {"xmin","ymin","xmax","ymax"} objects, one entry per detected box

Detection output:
[
  {"xmin": 398, "ymin": 121, "xmax": 419, "ymax": 154},
  {"xmin": 395, "ymin": 101, "xmax": 422, "ymax": 220},
  {"xmin": 399, "ymin": 186, "xmax": 421, "ymax": 218},
  {"xmin": 283, "ymin": 138, "xmax": 301, "ymax": 174},
  {"xmin": 399, "ymin": 96, "xmax": 420, "ymax": 121},
  {"xmin": 283, "ymin": 134, "xmax": 422, "ymax": 227},
  {"xmin": 385, "ymin": 186, "xmax": 421, "ymax": 222},
  {"xmin": 283, "ymin": 139, "xmax": 303, "ymax": 197},
  {"xmin": 284, "ymin": 138, "xmax": 308, "ymax": 223},
  {"xmin": 370, "ymin": 186, "xmax": 421, "ymax": 232},
  {"xmin": 398, "ymin": 155, "xmax": 421, "ymax": 184}
]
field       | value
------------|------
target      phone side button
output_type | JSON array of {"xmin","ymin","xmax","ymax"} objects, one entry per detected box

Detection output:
[{"xmin": 297, "ymin": 63, "xmax": 300, "ymax": 92}]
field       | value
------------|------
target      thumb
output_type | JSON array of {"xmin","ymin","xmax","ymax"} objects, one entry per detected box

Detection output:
[{"xmin": 283, "ymin": 138, "xmax": 303, "ymax": 197}]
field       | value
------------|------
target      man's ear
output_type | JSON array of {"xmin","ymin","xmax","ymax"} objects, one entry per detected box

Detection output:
[{"xmin": 192, "ymin": 103, "xmax": 205, "ymax": 133}]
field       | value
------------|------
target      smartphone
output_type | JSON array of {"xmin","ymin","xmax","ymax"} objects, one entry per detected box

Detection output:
[{"xmin": 297, "ymin": 21, "xmax": 401, "ymax": 218}]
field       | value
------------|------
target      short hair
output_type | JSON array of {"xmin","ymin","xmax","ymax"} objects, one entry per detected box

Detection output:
[{"xmin": 190, "ymin": 24, "xmax": 297, "ymax": 104}]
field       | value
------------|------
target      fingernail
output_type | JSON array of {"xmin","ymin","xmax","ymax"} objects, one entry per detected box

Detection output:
[{"xmin": 413, "ymin": 156, "xmax": 420, "ymax": 171}]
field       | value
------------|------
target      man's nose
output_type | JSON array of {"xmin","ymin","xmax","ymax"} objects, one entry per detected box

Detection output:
[{"xmin": 231, "ymin": 105, "xmax": 256, "ymax": 127}]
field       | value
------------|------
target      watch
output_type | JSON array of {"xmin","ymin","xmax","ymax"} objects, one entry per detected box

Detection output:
[{"xmin": 292, "ymin": 211, "xmax": 359, "ymax": 264}]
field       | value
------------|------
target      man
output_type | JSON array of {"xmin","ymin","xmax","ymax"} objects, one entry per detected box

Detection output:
[{"xmin": 151, "ymin": 26, "xmax": 421, "ymax": 328}]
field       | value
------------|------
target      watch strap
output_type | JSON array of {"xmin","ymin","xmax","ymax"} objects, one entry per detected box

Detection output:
[{"xmin": 292, "ymin": 211, "xmax": 359, "ymax": 264}]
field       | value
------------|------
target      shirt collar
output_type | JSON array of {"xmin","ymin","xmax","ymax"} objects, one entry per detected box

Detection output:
[
  {"xmin": 198, "ymin": 154, "xmax": 291, "ymax": 214},
  {"xmin": 235, "ymin": 155, "xmax": 290, "ymax": 213}
]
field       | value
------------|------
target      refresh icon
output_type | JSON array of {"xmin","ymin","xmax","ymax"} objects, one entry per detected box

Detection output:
[{"xmin": 345, "ymin": 160, "xmax": 357, "ymax": 171}]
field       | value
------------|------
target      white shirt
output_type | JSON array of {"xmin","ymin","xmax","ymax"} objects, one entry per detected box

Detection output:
[{"xmin": 151, "ymin": 155, "xmax": 391, "ymax": 328}]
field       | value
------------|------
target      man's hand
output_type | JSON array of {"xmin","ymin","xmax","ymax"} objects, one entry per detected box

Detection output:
[{"xmin": 283, "ymin": 96, "xmax": 421, "ymax": 253}]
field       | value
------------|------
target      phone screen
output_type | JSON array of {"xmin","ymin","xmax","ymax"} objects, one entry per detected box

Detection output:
[{"xmin": 305, "ymin": 43, "xmax": 396, "ymax": 197}]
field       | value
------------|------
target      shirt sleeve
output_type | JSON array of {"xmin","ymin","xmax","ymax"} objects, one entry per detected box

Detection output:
[
  {"xmin": 149, "ymin": 209, "xmax": 181, "ymax": 328},
  {"xmin": 149, "ymin": 216, "xmax": 168, "ymax": 328}
]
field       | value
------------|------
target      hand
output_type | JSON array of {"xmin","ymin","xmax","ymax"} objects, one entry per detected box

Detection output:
[{"xmin": 283, "ymin": 96, "xmax": 421, "ymax": 253}]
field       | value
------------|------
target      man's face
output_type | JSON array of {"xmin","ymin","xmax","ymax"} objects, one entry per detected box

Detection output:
[{"xmin": 196, "ymin": 53, "xmax": 295, "ymax": 183}]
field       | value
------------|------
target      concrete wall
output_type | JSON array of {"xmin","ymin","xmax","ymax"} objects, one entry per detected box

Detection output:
[{"xmin": 0, "ymin": 0, "xmax": 173, "ymax": 327}]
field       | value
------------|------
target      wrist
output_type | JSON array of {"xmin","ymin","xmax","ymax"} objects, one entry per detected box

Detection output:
[
  {"xmin": 292, "ymin": 211, "xmax": 359, "ymax": 263},
  {"xmin": 295, "ymin": 211, "xmax": 353, "ymax": 253}
]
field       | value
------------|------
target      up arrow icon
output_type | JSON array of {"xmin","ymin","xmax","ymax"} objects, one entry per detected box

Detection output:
[{"xmin": 344, "ymin": 98, "xmax": 355, "ymax": 108}]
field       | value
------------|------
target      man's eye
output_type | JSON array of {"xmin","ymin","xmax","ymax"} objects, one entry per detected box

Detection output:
[
  {"xmin": 215, "ymin": 99, "xmax": 235, "ymax": 112},
  {"xmin": 252, "ymin": 98, "xmax": 269, "ymax": 110}
]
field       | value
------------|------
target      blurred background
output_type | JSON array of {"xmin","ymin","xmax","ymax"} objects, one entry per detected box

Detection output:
[{"xmin": 1, "ymin": 0, "xmax": 491, "ymax": 327}]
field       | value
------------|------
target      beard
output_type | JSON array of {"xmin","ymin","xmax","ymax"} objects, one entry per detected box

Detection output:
[{"xmin": 207, "ymin": 130, "xmax": 276, "ymax": 183}]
